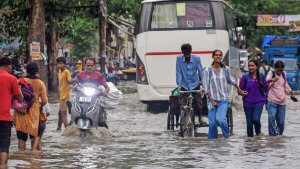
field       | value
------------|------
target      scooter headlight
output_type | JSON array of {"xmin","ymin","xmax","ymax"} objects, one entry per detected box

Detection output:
[
  {"xmin": 83, "ymin": 87, "xmax": 96, "ymax": 96},
  {"xmin": 292, "ymin": 77, "xmax": 297, "ymax": 82}
]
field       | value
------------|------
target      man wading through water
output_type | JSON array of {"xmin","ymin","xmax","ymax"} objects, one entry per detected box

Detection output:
[
  {"xmin": 0, "ymin": 57, "xmax": 23, "ymax": 167},
  {"xmin": 56, "ymin": 57, "xmax": 72, "ymax": 131},
  {"xmin": 176, "ymin": 43, "xmax": 206, "ymax": 126}
]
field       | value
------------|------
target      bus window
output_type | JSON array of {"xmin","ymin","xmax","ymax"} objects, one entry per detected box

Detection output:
[
  {"xmin": 138, "ymin": 3, "xmax": 152, "ymax": 34},
  {"xmin": 150, "ymin": 2, "xmax": 214, "ymax": 29}
]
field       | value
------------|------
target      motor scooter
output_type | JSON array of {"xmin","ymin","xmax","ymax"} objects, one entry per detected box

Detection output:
[{"xmin": 71, "ymin": 83, "xmax": 106, "ymax": 134}]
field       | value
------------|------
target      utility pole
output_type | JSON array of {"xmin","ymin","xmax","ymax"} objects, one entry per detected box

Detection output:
[{"xmin": 99, "ymin": 0, "xmax": 107, "ymax": 74}]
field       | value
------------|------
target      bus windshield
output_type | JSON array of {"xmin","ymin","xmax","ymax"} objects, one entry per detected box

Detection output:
[{"xmin": 150, "ymin": 2, "xmax": 214, "ymax": 29}]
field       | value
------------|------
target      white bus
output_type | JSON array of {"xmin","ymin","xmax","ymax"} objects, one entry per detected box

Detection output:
[{"xmin": 136, "ymin": 0, "xmax": 241, "ymax": 111}]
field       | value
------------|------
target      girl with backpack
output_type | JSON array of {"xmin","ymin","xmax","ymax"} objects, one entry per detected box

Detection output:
[
  {"xmin": 203, "ymin": 50, "xmax": 246, "ymax": 139},
  {"xmin": 239, "ymin": 60, "xmax": 268, "ymax": 137},
  {"xmin": 266, "ymin": 61, "xmax": 297, "ymax": 136},
  {"xmin": 14, "ymin": 62, "xmax": 48, "ymax": 151}
]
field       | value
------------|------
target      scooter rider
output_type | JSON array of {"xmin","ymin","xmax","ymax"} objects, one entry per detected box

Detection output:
[{"xmin": 73, "ymin": 58, "xmax": 110, "ymax": 128}]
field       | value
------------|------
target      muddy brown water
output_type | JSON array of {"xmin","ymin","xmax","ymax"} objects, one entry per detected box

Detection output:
[{"xmin": 7, "ymin": 89, "xmax": 300, "ymax": 169}]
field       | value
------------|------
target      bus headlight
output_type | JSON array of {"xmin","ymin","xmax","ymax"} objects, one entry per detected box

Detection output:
[{"xmin": 83, "ymin": 87, "xmax": 96, "ymax": 96}]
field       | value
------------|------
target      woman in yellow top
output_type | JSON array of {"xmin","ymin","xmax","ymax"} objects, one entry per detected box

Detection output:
[{"xmin": 14, "ymin": 62, "xmax": 48, "ymax": 151}]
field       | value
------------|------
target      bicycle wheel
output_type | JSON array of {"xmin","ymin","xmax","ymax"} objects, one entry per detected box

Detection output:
[
  {"xmin": 167, "ymin": 106, "xmax": 174, "ymax": 130},
  {"xmin": 179, "ymin": 108, "xmax": 195, "ymax": 137}
]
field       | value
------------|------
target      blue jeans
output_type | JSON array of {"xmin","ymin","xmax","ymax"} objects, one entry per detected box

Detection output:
[
  {"xmin": 243, "ymin": 105, "xmax": 263, "ymax": 137},
  {"xmin": 207, "ymin": 99, "xmax": 229, "ymax": 139},
  {"xmin": 267, "ymin": 101, "xmax": 286, "ymax": 136}
]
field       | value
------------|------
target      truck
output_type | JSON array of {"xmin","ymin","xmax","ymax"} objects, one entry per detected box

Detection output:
[{"xmin": 262, "ymin": 35, "xmax": 300, "ymax": 90}]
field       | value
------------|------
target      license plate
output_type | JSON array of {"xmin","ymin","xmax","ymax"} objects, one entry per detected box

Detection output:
[{"xmin": 79, "ymin": 97, "xmax": 92, "ymax": 103}]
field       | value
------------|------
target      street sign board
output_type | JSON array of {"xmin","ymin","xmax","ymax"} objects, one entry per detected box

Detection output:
[
  {"xmin": 257, "ymin": 15, "xmax": 300, "ymax": 26},
  {"xmin": 30, "ymin": 41, "xmax": 42, "ymax": 60}
]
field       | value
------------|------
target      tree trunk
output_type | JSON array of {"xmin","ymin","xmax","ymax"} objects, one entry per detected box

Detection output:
[
  {"xmin": 99, "ymin": 0, "xmax": 107, "ymax": 73},
  {"xmin": 28, "ymin": 0, "xmax": 47, "ymax": 89},
  {"xmin": 47, "ymin": 21, "xmax": 58, "ymax": 92}
]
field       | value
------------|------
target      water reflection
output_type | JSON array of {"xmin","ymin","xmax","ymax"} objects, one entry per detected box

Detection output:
[
  {"xmin": 11, "ymin": 151, "xmax": 42, "ymax": 169},
  {"xmin": 243, "ymin": 136, "xmax": 266, "ymax": 153}
]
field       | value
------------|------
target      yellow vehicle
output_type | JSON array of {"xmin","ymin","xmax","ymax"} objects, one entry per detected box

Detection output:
[{"xmin": 121, "ymin": 68, "xmax": 136, "ymax": 80}]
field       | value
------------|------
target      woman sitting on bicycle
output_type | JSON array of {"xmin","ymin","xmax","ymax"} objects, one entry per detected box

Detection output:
[{"xmin": 203, "ymin": 50, "xmax": 246, "ymax": 139}]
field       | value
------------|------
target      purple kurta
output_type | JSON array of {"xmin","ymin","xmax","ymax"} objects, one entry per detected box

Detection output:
[{"xmin": 239, "ymin": 73, "xmax": 269, "ymax": 107}]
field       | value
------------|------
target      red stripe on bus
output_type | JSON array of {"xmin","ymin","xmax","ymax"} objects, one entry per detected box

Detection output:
[{"xmin": 145, "ymin": 51, "xmax": 213, "ymax": 56}]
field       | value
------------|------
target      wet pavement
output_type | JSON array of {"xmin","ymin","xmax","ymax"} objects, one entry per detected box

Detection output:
[{"xmin": 7, "ymin": 82, "xmax": 300, "ymax": 169}]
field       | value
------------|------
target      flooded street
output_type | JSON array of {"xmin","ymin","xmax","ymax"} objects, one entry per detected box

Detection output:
[
  {"xmin": 7, "ymin": 83, "xmax": 300, "ymax": 169},
  {"xmin": 1, "ymin": 0, "xmax": 300, "ymax": 168}
]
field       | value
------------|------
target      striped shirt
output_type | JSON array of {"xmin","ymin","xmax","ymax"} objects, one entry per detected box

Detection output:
[{"xmin": 203, "ymin": 66, "xmax": 236, "ymax": 101}]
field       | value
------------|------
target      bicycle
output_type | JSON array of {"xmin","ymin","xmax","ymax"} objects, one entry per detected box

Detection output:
[
  {"xmin": 178, "ymin": 90, "xmax": 202, "ymax": 137},
  {"xmin": 167, "ymin": 89, "xmax": 233, "ymax": 137}
]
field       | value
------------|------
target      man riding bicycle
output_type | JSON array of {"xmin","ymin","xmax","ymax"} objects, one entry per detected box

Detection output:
[{"xmin": 176, "ymin": 43, "xmax": 206, "ymax": 124}]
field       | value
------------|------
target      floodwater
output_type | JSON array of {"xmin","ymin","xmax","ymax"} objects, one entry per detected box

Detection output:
[{"xmin": 8, "ymin": 83, "xmax": 300, "ymax": 169}]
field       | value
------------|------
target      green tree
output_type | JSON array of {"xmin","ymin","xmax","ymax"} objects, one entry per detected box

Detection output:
[
  {"xmin": 0, "ymin": 0, "xmax": 95, "ymax": 91},
  {"xmin": 0, "ymin": 0, "xmax": 29, "ymax": 42},
  {"xmin": 108, "ymin": 0, "xmax": 142, "ymax": 21},
  {"xmin": 64, "ymin": 16, "xmax": 97, "ymax": 59},
  {"xmin": 0, "ymin": 0, "xmax": 141, "ymax": 44}
]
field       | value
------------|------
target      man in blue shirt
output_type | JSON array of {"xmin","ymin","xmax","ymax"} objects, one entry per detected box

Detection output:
[
  {"xmin": 176, "ymin": 43, "xmax": 205, "ymax": 123},
  {"xmin": 176, "ymin": 43, "xmax": 204, "ymax": 90}
]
